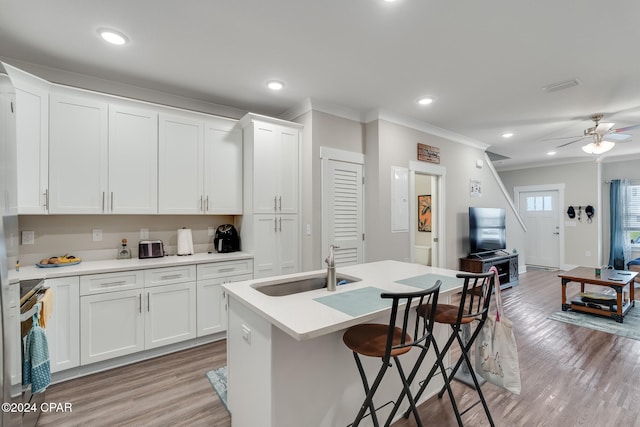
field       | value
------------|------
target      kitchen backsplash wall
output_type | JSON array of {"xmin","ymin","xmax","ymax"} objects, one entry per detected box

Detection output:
[{"xmin": 18, "ymin": 214, "xmax": 237, "ymax": 266}]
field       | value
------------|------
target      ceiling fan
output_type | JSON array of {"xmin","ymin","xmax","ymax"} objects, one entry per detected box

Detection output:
[{"xmin": 555, "ymin": 114, "xmax": 640, "ymax": 153}]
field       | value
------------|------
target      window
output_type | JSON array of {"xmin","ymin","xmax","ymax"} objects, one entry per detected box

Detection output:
[
  {"xmin": 626, "ymin": 183, "xmax": 640, "ymax": 247},
  {"xmin": 526, "ymin": 195, "xmax": 552, "ymax": 211}
]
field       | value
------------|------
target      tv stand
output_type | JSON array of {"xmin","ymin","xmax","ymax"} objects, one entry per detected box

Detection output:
[{"xmin": 460, "ymin": 253, "xmax": 519, "ymax": 290}]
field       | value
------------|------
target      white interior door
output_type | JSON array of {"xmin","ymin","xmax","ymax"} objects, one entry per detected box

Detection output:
[
  {"xmin": 322, "ymin": 156, "xmax": 364, "ymax": 267},
  {"xmin": 519, "ymin": 190, "xmax": 560, "ymax": 268}
]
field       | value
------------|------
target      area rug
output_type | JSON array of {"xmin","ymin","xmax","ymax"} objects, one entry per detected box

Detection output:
[
  {"xmin": 206, "ymin": 366, "xmax": 229, "ymax": 413},
  {"xmin": 547, "ymin": 305, "xmax": 640, "ymax": 341}
]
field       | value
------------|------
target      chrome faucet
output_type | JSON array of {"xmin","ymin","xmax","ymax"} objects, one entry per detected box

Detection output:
[{"xmin": 325, "ymin": 245, "xmax": 339, "ymax": 291}]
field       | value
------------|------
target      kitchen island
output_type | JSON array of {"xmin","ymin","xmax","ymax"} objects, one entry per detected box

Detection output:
[{"xmin": 222, "ymin": 260, "xmax": 467, "ymax": 427}]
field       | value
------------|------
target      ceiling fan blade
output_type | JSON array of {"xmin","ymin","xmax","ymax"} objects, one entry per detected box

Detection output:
[
  {"xmin": 613, "ymin": 124, "xmax": 640, "ymax": 133},
  {"xmin": 542, "ymin": 135, "xmax": 583, "ymax": 141},
  {"xmin": 595, "ymin": 122, "xmax": 615, "ymax": 134},
  {"xmin": 557, "ymin": 137, "xmax": 585, "ymax": 148},
  {"xmin": 604, "ymin": 133, "xmax": 632, "ymax": 142}
]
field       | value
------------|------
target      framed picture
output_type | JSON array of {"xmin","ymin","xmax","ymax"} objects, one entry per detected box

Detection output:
[{"xmin": 418, "ymin": 194, "xmax": 432, "ymax": 232}]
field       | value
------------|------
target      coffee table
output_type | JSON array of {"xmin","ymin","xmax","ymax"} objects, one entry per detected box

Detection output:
[{"xmin": 559, "ymin": 267, "xmax": 637, "ymax": 323}]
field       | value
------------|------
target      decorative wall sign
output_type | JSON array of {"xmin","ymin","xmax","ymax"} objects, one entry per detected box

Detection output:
[
  {"xmin": 418, "ymin": 194, "xmax": 432, "ymax": 232},
  {"xmin": 470, "ymin": 179, "xmax": 482, "ymax": 197},
  {"xmin": 417, "ymin": 143, "xmax": 440, "ymax": 164}
]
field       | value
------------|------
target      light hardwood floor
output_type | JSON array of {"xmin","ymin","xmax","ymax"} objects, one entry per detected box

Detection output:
[{"xmin": 37, "ymin": 269, "xmax": 640, "ymax": 427}]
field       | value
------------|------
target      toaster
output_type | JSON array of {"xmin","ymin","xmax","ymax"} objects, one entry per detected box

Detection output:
[{"xmin": 139, "ymin": 240, "xmax": 165, "ymax": 259}]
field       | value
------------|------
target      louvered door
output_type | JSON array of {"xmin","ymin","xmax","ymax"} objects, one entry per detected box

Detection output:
[{"xmin": 323, "ymin": 159, "xmax": 364, "ymax": 266}]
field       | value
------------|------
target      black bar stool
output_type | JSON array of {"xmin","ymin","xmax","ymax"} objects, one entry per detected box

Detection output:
[
  {"xmin": 406, "ymin": 271, "xmax": 496, "ymax": 426},
  {"xmin": 342, "ymin": 281, "xmax": 449, "ymax": 427}
]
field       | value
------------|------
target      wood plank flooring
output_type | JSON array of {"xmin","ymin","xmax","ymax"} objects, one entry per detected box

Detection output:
[{"xmin": 37, "ymin": 269, "xmax": 640, "ymax": 426}]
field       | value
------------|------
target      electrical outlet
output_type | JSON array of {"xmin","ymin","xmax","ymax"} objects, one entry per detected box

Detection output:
[
  {"xmin": 92, "ymin": 229, "xmax": 103, "ymax": 242},
  {"xmin": 241, "ymin": 325, "xmax": 251, "ymax": 344},
  {"xmin": 140, "ymin": 228, "xmax": 149, "ymax": 239},
  {"xmin": 208, "ymin": 227, "xmax": 215, "ymax": 237},
  {"xmin": 22, "ymin": 231, "xmax": 35, "ymax": 245},
  {"xmin": 585, "ymin": 251, "xmax": 591, "ymax": 257}
]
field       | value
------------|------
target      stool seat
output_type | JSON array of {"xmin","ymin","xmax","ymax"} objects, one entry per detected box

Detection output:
[
  {"xmin": 343, "ymin": 324, "xmax": 412, "ymax": 358},
  {"xmin": 417, "ymin": 304, "xmax": 475, "ymax": 325}
]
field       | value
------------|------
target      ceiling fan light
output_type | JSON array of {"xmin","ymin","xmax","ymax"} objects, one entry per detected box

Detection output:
[{"xmin": 582, "ymin": 140, "xmax": 615, "ymax": 155}]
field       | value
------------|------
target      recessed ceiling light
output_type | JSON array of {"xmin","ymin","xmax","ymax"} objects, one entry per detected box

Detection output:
[
  {"xmin": 98, "ymin": 29, "xmax": 128, "ymax": 45},
  {"xmin": 266, "ymin": 80, "xmax": 285, "ymax": 91},
  {"xmin": 501, "ymin": 132, "xmax": 514, "ymax": 138},
  {"xmin": 547, "ymin": 151, "xmax": 557, "ymax": 156},
  {"xmin": 416, "ymin": 97, "xmax": 435, "ymax": 106}
]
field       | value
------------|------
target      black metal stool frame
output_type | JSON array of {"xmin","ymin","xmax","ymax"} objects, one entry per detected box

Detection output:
[
  {"xmin": 404, "ymin": 271, "xmax": 496, "ymax": 427},
  {"xmin": 345, "ymin": 281, "xmax": 451, "ymax": 427}
]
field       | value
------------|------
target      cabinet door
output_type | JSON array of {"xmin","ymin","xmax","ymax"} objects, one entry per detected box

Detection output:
[
  {"xmin": 197, "ymin": 273, "xmax": 252, "ymax": 337},
  {"xmin": 278, "ymin": 215, "xmax": 299, "ymax": 276},
  {"xmin": 16, "ymin": 85, "xmax": 49, "ymax": 214},
  {"xmin": 278, "ymin": 126, "xmax": 299, "ymax": 214},
  {"xmin": 253, "ymin": 215, "xmax": 279, "ymax": 279},
  {"xmin": 158, "ymin": 114, "xmax": 204, "ymax": 214},
  {"xmin": 49, "ymin": 93, "xmax": 108, "ymax": 213},
  {"xmin": 108, "ymin": 104, "xmax": 158, "ymax": 214},
  {"xmin": 252, "ymin": 123, "xmax": 280, "ymax": 213},
  {"xmin": 144, "ymin": 282, "xmax": 196, "ymax": 349},
  {"xmin": 7, "ymin": 283, "xmax": 20, "ymax": 387},
  {"xmin": 80, "ymin": 289, "xmax": 144, "ymax": 365},
  {"xmin": 204, "ymin": 119, "xmax": 242, "ymax": 214},
  {"xmin": 45, "ymin": 277, "xmax": 80, "ymax": 373}
]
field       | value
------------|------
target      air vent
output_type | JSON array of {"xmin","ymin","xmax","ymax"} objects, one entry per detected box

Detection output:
[{"xmin": 542, "ymin": 79, "xmax": 581, "ymax": 93}]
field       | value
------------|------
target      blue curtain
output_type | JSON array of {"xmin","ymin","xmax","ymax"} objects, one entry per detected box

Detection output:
[{"xmin": 608, "ymin": 180, "xmax": 626, "ymax": 269}]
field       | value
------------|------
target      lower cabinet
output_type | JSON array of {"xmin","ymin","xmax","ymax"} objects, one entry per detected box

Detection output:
[
  {"xmin": 80, "ymin": 288, "xmax": 145, "ymax": 365},
  {"xmin": 145, "ymin": 282, "xmax": 197, "ymax": 349},
  {"xmin": 197, "ymin": 273, "xmax": 252, "ymax": 337},
  {"xmin": 45, "ymin": 276, "xmax": 81, "ymax": 373}
]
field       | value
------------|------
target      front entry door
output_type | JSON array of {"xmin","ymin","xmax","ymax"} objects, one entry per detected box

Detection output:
[{"xmin": 519, "ymin": 190, "xmax": 560, "ymax": 268}]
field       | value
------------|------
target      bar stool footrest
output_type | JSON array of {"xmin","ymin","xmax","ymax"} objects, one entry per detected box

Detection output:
[{"xmin": 345, "ymin": 400, "xmax": 394, "ymax": 427}]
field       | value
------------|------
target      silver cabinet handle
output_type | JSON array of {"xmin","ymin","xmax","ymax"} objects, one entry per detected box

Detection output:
[
  {"xmin": 102, "ymin": 192, "xmax": 105, "ymax": 212},
  {"xmin": 199, "ymin": 195, "xmax": 203, "ymax": 212},
  {"xmin": 206, "ymin": 196, "xmax": 209, "ymax": 212},
  {"xmin": 139, "ymin": 293, "xmax": 142, "ymax": 314},
  {"xmin": 274, "ymin": 196, "xmax": 277, "ymax": 211},
  {"xmin": 147, "ymin": 292, "xmax": 150, "ymax": 312},
  {"xmin": 160, "ymin": 274, "xmax": 182, "ymax": 280},
  {"xmin": 278, "ymin": 196, "xmax": 282, "ymax": 211},
  {"xmin": 101, "ymin": 280, "xmax": 127, "ymax": 287},
  {"xmin": 274, "ymin": 217, "xmax": 278, "ymax": 232},
  {"xmin": 218, "ymin": 267, "xmax": 234, "ymax": 273},
  {"xmin": 111, "ymin": 192, "xmax": 114, "ymax": 211},
  {"xmin": 279, "ymin": 217, "xmax": 282, "ymax": 232},
  {"xmin": 43, "ymin": 189, "xmax": 49, "ymax": 209}
]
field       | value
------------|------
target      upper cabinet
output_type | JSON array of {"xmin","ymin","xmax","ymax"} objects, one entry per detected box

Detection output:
[
  {"xmin": 49, "ymin": 92, "xmax": 108, "ymax": 214},
  {"xmin": 241, "ymin": 114, "xmax": 301, "ymax": 214},
  {"xmin": 108, "ymin": 104, "xmax": 158, "ymax": 214},
  {"xmin": 159, "ymin": 113, "xmax": 242, "ymax": 215},
  {"xmin": 6, "ymin": 64, "xmax": 50, "ymax": 214}
]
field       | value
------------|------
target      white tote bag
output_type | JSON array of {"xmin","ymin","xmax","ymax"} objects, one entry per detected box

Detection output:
[{"xmin": 474, "ymin": 266, "xmax": 521, "ymax": 395}]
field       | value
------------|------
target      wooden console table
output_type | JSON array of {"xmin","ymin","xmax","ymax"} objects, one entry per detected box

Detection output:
[
  {"xmin": 460, "ymin": 253, "xmax": 519, "ymax": 290},
  {"xmin": 559, "ymin": 267, "xmax": 637, "ymax": 323}
]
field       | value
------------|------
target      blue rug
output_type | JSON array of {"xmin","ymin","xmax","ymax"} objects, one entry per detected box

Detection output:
[
  {"xmin": 547, "ymin": 305, "xmax": 640, "ymax": 341},
  {"xmin": 206, "ymin": 366, "xmax": 229, "ymax": 413}
]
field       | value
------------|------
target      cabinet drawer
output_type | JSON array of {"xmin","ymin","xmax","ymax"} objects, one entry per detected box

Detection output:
[
  {"xmin": 80, "ymin": 271, "xmax": 143, "ymax": 296},
  {"xmin": 197, "ymin": 259, "xmax": 253, "ymax": 280},
  {"xmin": 144, "ymin": 265, "xmax": 196, "ymax": 287}
]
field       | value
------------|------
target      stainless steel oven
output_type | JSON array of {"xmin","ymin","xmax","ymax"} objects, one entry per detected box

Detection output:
[{"xmin": 19, "ymin": 279, "xmax": 47, "ymax": 427}]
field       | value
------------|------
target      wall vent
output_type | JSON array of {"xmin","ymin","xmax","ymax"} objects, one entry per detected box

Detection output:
[{"xmin": 542, "ymin": 79, "xmax": 581, "ymax": 93}]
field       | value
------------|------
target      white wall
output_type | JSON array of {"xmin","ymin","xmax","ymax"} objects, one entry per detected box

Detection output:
[{"xmin": 365, "ymin": 119, "xmax": 526, "ymax": 271}]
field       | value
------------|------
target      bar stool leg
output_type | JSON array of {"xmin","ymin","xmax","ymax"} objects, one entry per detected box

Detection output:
[
  {"xmin": 451, "ymin": 324, "xmax": 485, "ymax": 388},
  {"xmin": 352, "ymin": 352, "xmax": 385, "ymax": 427}
]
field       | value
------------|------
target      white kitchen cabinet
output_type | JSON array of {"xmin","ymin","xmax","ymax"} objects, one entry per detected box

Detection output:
[
  {"xmin": 7, "ymin": 283, "xmax": 20, "ymax": 388},
  {"xmin": 49, "ymin": 91, "xmax": 108, "ymax": 214},
  {"xmin": 108, "ymin": 104, "xmax": 158, "ymax": 214},
  {"xmin": 80, "ymin": 288, "xmax": 145, "ymax": 365},
  {"xmin": 240, "ymin": 113, "xmax": 302, "ymax": 278},
  {"xmin": 144, "ymin": 282, "xmax": 197, "ymax": 349},
  {"xmin": 44, "ymin": 276, "xmax": 80, "ymax": 373},
  {"xmin": 159, "ymin": 113, "xmax": 242, "ymax": 214},
  {"xmin": 196, "ymin": 259, "xmax": 253, "ymax": 336},
  {"xmin": 242, "ymin": 114, "xmax": 301, "ymax": 214},
  {"xmin": 158, "ymin": 113, "xmax": 204, "ymax": 214},
  {"xmin": 204, "ymin": 118, "xmax": 243, "ymax": 214},
  {"xmin": 253, "ymin": 215, "xmax": 299, "ymax": 279},
  {"xmin": 6, "ymin": 63, "xmax": 50, "ymax": 214}
]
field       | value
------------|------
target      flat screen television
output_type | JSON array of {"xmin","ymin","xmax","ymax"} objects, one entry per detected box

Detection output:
[{"xmin": 469, "ymin": 207, "xmax": 506, "ymax": 255}]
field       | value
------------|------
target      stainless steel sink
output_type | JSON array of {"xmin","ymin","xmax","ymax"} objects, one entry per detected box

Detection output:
[{"xmin": 252, "ymin": 273, "xmax": 361, "ymax": 296}]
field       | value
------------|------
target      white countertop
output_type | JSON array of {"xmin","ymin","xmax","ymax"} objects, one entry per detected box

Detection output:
[
  {"xmin": 222, "ymin": 260, "xmax": 465, "ymax": 341},
  {"xmin": 10, "ymin": 251, "xmax": 254, "ymax": 283}
]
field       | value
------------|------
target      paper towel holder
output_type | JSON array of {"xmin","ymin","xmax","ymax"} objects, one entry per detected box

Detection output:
[{"xmin": 177, "ymin": 227, "xmax": 194, "ymax": 256}]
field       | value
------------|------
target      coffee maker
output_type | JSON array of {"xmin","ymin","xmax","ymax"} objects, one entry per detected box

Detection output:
[{"xmin": 214, "ymin": 224, "xmax": 240, "ymax": 253}]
